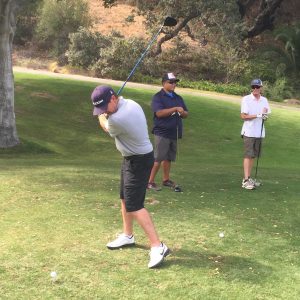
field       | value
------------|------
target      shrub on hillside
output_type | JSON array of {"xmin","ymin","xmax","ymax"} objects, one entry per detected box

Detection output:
[
  {"xmin": 263, "ymin": 78, "xmax": 293, "ymax": 101},
  {"xmin": 67, "ymin": 28, "xmax": 112, "ymax": 68},
  {"xmin": 14, "ymin": 0, "xmax": 41, "ymax": 45},
  {"xmin": 91, "ymin": 37, "xmax": 147, "ymax": 79},
  {"xmin": 35, "ymin": 0, "xmax": 91, "ymax": 57},
  {"xmin": 178, "ymin": 79, "xmax": 248, "ymax": 96}
]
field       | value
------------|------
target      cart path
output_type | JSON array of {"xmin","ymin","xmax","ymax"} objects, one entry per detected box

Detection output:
[{"xmin": 13, "ymin": 66, "xmax": 300, "ymax": 111}]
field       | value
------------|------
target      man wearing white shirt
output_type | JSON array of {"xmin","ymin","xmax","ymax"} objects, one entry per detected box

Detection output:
[{"xmin": 240, "ymin": 79, "xmax": 271, "ymax": 190}]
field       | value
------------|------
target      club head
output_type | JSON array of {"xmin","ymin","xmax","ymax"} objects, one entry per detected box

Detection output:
[{"xmin": 163, "ymin": 16, "xmax": 177, "ymax": 27}]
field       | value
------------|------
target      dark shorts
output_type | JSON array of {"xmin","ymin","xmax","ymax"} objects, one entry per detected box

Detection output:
[
  {"xmin": 243, "ymin": 136, "xmax": 262, "ymax": 158},
  {"xmin": 120, "ymin": 151, "xmax": 154, "ymax": 212},
  {"xmin": 154, "ymin": 135, "xmax": 177, "ymax": 162}
]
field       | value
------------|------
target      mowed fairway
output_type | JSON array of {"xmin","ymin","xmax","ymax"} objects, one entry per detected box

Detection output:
[{"xmin": 0, "ymin": 73, "xmax": 300, "ymax": 299}]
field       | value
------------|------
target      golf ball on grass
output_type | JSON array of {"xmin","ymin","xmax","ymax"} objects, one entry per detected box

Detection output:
[
  {"xmin": 50, "ymin": 271, "xmax": 57, "ymax": 281},
  {"xmin": 219, "ymin": 232, "xmax": 225, "ymax": 238}
]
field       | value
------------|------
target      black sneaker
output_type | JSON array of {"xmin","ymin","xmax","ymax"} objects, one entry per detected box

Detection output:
[
  {"xmin": 162, "ymin": 179, "xmax": 176, "ymax": 188},
  {"xmin": 174, "ymin": 185, "xmax": 182, "ymax": 192}
]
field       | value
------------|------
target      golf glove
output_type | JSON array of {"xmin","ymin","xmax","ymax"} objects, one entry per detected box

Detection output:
[{"xmin": 256, "ymin": 114, "xmax": 268, "ymax": 120}]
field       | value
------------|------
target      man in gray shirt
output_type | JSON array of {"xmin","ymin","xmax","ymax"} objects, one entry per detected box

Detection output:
[{"xmin": 91, "ymin": 85, "xmax": 170, "ymax": 268}]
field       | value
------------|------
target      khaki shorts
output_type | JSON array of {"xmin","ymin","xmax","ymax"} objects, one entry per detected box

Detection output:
[
  {"xmin": 243, "ymin": 136, "xmax": 262, "ymax": 158},
  {"xmin": 154, "ymin": 135, "xmax": 177, "ymax": 162}
]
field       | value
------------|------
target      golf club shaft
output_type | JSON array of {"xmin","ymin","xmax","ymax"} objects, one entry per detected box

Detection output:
[
  {"xmin": 255, "ymin": 119, "xmax": 264, "ymax": 178},
  {"xmin": 117, "ymin": 24, "xmax": 164, "ymax": 96}
]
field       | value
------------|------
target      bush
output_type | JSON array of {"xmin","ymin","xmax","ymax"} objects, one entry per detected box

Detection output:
[
  {"xmin": 67, "ymin": 28, "xmax": 112, "ymax": 68},
  {"xmin": 178, "ymin": 79, "xmax": 248, "ymax": 96},
  {"xmin": 14, "ymin": 0, "xmax": 41, "ymax": 45},
  {"xmin": 35, "ymin": 0, "xmax": 91, "ymax": 57},
  {"xmin": 263, "ymin": 78, "xmax": 293, "ymax": 101},
  {"xmin": 91, "ymin": 37, "xmax": 147, "ymax": 79}
]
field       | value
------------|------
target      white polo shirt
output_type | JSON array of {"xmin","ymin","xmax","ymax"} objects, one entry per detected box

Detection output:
[
  {"xmin": 107, "ymin": 97, "xmax": 153, "ymax": 157},
  {"xmin": 241, "ymin": 93, "xmax": 271, "ymax": 138}
]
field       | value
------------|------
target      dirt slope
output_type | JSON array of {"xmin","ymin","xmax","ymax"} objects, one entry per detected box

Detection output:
[{"xmin": 88, "ymin": 1, "xmax": 147, "ymax": 38}]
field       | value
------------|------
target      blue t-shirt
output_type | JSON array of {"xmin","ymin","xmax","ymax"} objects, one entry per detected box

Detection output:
[{"xmin": 151, "ymin": 89, "xmax": 188, "ymax": 140}]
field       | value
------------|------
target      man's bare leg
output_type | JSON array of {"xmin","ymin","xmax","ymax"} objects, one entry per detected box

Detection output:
[
  {"xmin": 129, "ymin": 208, "xmax": 161, "ymax": 247},
  {"xmin": 243, "ymin": 157, "xmax": 254, "ymax": 179},
  {"xmin": 148, "ymin": 161, "xmax": 161, "ymax": 183},
  {"xmin": 162, "ymin": 160, "xmax": 171, "ymax": 182},
  {"xmin": 121, "ymin": 199, "xmax": 133, "ymax": 236}
]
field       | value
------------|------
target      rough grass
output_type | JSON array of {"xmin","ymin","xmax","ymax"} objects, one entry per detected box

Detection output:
[{"xmin": 0, "ymin": 73, "xmax": 300, "ymax": 299}]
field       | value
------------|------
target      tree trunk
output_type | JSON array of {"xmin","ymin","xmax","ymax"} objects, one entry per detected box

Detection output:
[{"xmin": 0, "ymin": 0, "xmax": 19, "ymax": 148}]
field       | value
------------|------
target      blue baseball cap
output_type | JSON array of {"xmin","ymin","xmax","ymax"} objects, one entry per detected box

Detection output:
[
  {"xmin": 251, "ymin": 79, "xmax": 263, "ymax": 87},
  {"xmin": 91, "ymin": 85, "xmax": 116, "ymax": 115}
]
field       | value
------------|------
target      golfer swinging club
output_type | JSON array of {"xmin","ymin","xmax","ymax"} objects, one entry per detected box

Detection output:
[
  {"xmin": 91, "ymin": 85, "xmax": 170, "ymax": 268},
  {"xmin": 240, "ymin": 79, "xmax": 271, "ymax": 190}
]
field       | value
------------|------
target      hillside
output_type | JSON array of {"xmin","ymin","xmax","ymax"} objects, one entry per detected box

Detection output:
[{"xmin": 88, "ymin": 1, "xmax": 147, "ymax": 38}]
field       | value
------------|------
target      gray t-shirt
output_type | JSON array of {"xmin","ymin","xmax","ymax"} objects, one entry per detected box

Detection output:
[{"xmin": 107, "ymin": 97, "xmax": 153, "ymax": 156}]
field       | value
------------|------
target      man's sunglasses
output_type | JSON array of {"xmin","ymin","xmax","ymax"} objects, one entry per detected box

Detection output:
[
  {"xmin": 251, "ymin": 85, "xmax": 261, "ymax": 89},
  {"xmin": 167, "ymin": 81, "xmax": 177, "ymax": 84}
]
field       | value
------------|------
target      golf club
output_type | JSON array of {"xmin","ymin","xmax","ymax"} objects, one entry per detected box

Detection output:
[
  {"xmin": 254, "ymin": 119, "xmax": 264, "ymax": 179},
  {"xmin": 117, "ymin": 16, "xmax": 177, "ymax": 95},
  {"xmin": 171, "ymin": 111, "xmax": 182, "ymax": 192}
]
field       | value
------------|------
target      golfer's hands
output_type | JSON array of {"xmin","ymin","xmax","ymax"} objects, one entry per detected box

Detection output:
[
  {"xmin": 98, "ymin": 114, "xmax": 109, "ymax": 133},
  {"xmin": 256, "ymin": 113, "xmax": 268, "ymax": 120},
  {"xmin": 176, "ymin": 107, "xmax": 184, "ymax": 115}
]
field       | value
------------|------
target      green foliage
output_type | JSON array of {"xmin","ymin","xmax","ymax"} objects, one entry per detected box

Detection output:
[
  {"xmin": 14, "ymin": 0, "xmax": 42, "ymax": 45},
  {"xmin": 274, "ymin": 23, "xmax": 300, "ymax": 73},
  {"xmin": 263, "ymin": 78, "xmax": 294, "ymax": 102},
  {"xmin": 67, "ymin": 27, "xmax": 112, "ymax": 68},
  {"xmin": 125, "ymin": 15, "xmax": 135, "ymax": 23},
  {"xmin": 91, "ymin": 37, "xmax": 147, "ymax": 79},
  {"xmin": 178, "ymin": 79, "xmax": 248, "ymax": 95},
  {"xmin": 35, "ymin": 0, "xmax": 91, "ymax": 57}
]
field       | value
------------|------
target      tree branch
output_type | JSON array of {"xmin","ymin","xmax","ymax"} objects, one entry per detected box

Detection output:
[
  {"xmin": 242, "ymin": 0, "xmax": 284, "ymax": 39},
  {"xmin": 153, "ymin": 12, "xmax": 200, "ymax": 56}
]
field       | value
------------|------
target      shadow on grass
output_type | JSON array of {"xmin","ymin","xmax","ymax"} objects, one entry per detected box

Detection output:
[{"xmin": 164, "ymin": 248, "xmax": 273, "ymax": 283}]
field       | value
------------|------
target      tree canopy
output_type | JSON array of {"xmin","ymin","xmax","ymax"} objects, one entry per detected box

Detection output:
[{"xmin": 102, "ymin": 0, "xmax": 285, "ymax": 54}]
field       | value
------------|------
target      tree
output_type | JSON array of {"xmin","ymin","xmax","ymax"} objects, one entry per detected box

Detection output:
[
  {"xmin": 237, "ymin": 0, "xmax": 284, "ymax": 39},
  {"xmin": 35, "ymin": 0, "xmax": 91, "ymax": 59},
  {"xmin": 102, "ymin": 0, "xmax": 285, "ymax": 53},
  {"xmin": 0, "ymin": 0, "xmax": 19, "ymax": 148}
]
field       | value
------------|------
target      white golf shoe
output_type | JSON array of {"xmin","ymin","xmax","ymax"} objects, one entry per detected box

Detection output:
[
  {"xmin": 249, "ymin": 178, "xmax": 262, "ymax": 187},
  {"xmin": 242, "ymin": 179, "xmax": 255, "ymax": 190},
  {"xmin": 148, "ymin": 243, "xmax": 170, "ymax": 268},
  {"xmin": 106, "ymin": 233, "xmax": 135, "ymax": 249}
]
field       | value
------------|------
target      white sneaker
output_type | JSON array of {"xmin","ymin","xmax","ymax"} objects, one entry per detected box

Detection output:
[
  {"xmin": 106, "ymin": 233, "xmax": 135, "ymax": 249},
  {"xmin": 249, "ymin": 178, "xmax": 262, "ymax": 187},
  {"xmin": 148, "ymin": 243, "xmax": 170, "ymax": 268},
  {"xmin": 242, "ymin": 179, "xmax": 255, "ymax": 190}
]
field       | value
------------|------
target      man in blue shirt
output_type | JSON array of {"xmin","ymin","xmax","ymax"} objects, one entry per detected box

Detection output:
[{"xmin": 148, "ymin": 73, "xmax": 188, "ymax": 192}]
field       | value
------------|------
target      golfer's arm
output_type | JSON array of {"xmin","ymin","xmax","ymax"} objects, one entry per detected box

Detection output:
[
  {"xmin": 156, "ymin": 107, "xmax": 184, "ymax": 118},
  {"xmin": 240, "ymin": 113, "xmax": 258, "ymax": 120}
]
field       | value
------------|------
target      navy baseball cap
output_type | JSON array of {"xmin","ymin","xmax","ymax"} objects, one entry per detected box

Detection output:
[
  {"xmin": 91, "ymin": 85, "xmax": 116, "ymax": 115},
  {"xmin": 162, "ymin": 72, "xmax": 180, "ymax": 83}
]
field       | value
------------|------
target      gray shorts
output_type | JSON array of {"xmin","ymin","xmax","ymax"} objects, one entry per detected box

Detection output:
[
  {"xmin": 243, "ymin": 136, "xmax": 262, "ymax": 158},
  {"xmin": 154, "ymin": 135, "xmax": 177, "ymax": 162}
]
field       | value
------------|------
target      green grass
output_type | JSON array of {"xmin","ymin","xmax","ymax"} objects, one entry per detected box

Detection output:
[{"xmin": 1, "ymin": 73, "xmax": 300, "ymax": 299}]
